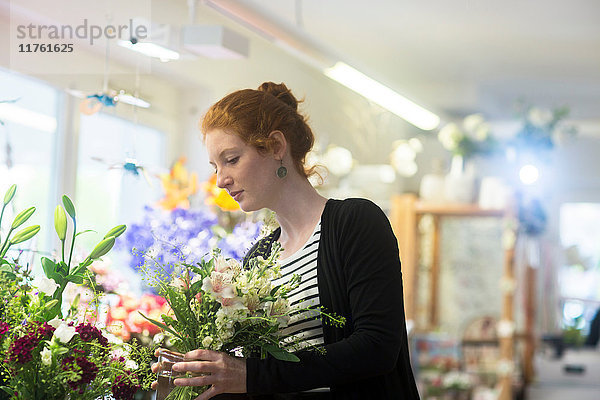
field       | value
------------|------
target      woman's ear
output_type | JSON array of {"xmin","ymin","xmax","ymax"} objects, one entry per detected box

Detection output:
[{"xmin": 268, "ymin": 130, "xmax": 287, "ymax": 160}]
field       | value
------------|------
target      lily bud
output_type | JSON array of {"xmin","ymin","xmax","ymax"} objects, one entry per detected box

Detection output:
[
  {"xmin": 54, "ymin": 205, "xmax": 67, "ymax": 241},
  {"xmin": 103, "ymin": 225, "xmax": 126, "ymax": 239},
  {"xmin": 43, "ymin": 299, "xmax": 59, "ymax": 310},
  {"xmin": 88, "ymin": 236, "xmax": 115, "ymax": 260},
  {"xmin": 3, "ymin": 184, "xmax": 16, "ymax": 205},
  {"xmin": 62, "ymin": 195, "xmax": 76, "ymax": 219},
  {"xmin": 11, "ymin": 206, "xmax": 36, "ymax": 229},
  {"xmin": 71, "ymin": 293, "xmax": 80, "ymax": 309},
  {"xmin": 11, "ymin": 225, "xmax": 41, "ymax": 244}
]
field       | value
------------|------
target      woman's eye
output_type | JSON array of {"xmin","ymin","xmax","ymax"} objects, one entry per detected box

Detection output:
[{"xmin": 227, "ymin": 157, "xmax": 239, "ymax": 164}]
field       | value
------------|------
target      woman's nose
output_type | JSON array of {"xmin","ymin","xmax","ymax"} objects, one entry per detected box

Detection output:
[{"xmin": 216, "ymin": 172, "xmax": 232, "ymax": 189}]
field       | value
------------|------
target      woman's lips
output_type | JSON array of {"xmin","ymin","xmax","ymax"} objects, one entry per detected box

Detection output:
[{"xmin": 230, "ymin": 190, "xmax": 243, "ymax": 201}]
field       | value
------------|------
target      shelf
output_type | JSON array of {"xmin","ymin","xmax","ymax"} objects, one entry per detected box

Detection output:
[{"xmin": 414, "ymin": 201, "xmax": 506, "ymax": 217}]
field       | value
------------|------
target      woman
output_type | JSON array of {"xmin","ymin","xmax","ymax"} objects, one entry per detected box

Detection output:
[{"xmin": 152, "ymin": 82, "xmax": 420, "ymax": 400}]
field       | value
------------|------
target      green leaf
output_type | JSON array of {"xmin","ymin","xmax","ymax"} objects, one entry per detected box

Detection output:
[
  {"xmin": 3, "ymin": 184, "xmax": 16, "ymax": 205},
  {"xmin": 10, "ymin": 225, "xmax": 40, "ymax": 244},
  {"xmin": 74, "ymin": 229, "xmax": 96, "ymax": 238},
  {"xmin": 56, "ymin": 261, "xmax": 69, "ymax": 277},
  {"xmin": 62, "ymin": 195, "xmax": 76, "ymax": 219},
  {"xmin": 104, "ymin": 224, "xmax": 126, "ymax": 239},
  {"xmin": 41, "ymin": 257, "xmax": 60, "ymax": 279},
  {"xmin": 11, "ymin": 206, "xmax": 36, "ymax": 229},
  {"xmin": 270, "ymin": 285, "xmax": 281, "ymax": 297},
  {"xmin": 88, "ymin": 236, "xmax": 115, "ymax": 259},
  {"xmin": 0, "ymin": 264, "xmax": 15, "ymax": 280},
  {"xmin": 54, "ymin": 205, "xmax": 67, "ymax": 240},
  {"xmin": 66, "ymin": 273, "xmax": 84, "ymax": 284},
  {"xmin": 138, "ymin": 312, "xmax": 183, "ymax": 339},
  {"xmin": 263, "ymin": 344, "xmax": 300, "ymax": 362}
]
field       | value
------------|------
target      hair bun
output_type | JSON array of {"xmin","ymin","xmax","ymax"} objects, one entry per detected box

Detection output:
[{"xmin": 258, "ymin": 82, "xmax": 298, "ymax": 111}]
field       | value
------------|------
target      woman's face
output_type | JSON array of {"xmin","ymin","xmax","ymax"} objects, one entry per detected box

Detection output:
[{"xmin": 206, "ymin": 129, "xmax": 279, "ymax": 212}]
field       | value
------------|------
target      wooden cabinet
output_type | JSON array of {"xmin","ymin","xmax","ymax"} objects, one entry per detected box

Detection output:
[{"xmin": 390, "ymin": 193, "xmax": 521, "ymax": 400}]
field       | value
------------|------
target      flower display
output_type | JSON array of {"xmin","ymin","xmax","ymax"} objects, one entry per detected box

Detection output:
[
  {"xmin": 0, "ymin": 184, "xmax": 154, "ymax": 400},
  {"xmin": 438, "ymin": 114, "xmax": 498, "ymax": 158},
  {"xmin": 140, "ymin": 243, "xmax": 344, "ymax": 400},
  {"xmin": 512, "ymin": 103, "xmax": 576, "ymax": 152},
  {"xmin": 106, "ymin": 293, "xmax": 171, "ymax": 342},
  {"xmin": 157, "ymin": 157, "xmax": 199, "ymax": 211},
  {"xmin": 120, "ymin": 205, "xmax": 262, "ymax": 274}
]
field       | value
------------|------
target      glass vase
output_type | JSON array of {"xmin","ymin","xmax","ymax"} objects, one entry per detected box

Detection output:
[{"xmin": 156, "ymin": 349, "xmax": 185, "ymax": 400}]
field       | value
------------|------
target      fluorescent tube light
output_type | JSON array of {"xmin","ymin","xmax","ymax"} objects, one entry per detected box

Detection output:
[
  {"xmin": 0, "ymin": 103, "xmax": 57, "ymax": 133},
  {"xmin": 118, "ymin": 40, "xmax": 180, "ymax": 62},
  {"xmin": 324, "ymin": 62, "xmax": 440, "ymax": 131}
]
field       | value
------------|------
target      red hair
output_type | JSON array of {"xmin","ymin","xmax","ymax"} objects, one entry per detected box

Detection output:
[{"xmin": 201, "ymin": 82, "xmax": 316, "ymax": 178}]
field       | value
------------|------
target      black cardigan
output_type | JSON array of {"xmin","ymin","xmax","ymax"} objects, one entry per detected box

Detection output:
[{"xmin": 243, "ymin": 198, "xmax": 420, "ymax": 400}]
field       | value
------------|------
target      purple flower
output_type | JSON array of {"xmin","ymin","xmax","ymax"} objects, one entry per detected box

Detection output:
[
  {"xmin": 75, "ymin": 323, "xmax": 108, "ymax": 346},
  {"xmin": 0, "ymin": 321, "xmax": 9, "ymax": 338},
  {"xmin": 111, "ymin": 372, "xmax": 139, "ymax": 400},
  {"xmin": 61, "ymin": 354, "xmax": 99, "ymax": 394},
  {"xmin": 7, "ymin": 322, "xmax": 55, "ymax": 364}
]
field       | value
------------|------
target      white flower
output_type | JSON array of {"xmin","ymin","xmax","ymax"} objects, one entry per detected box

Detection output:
[
  {"xmin": 527, "ymin": 107, "xmax": 553, "ymax": 128},
  {"xmin": 171, "ymin": 277, "xmax": 187, "ymax": 289},
  {"xmin": 202, "ymin": 336, "xmax": 214, "ymax": 348},
  {"xmin": 53, "ymin": 323, "xmax": 77, "ymax": 343},
  {"xmin": 33, "ymin": 276, "xmax": 60, "ymax": 296},
  {"xmin": 463, "ymin": 113, "xmax": 485, "ymax": 133},
  {"xmin": 463, "ymin": 114, "xmax": 490, "ymax": 141},
  {"xmin": 111, "ymin": 345, "xmax": 130, "ymax": 359},
  {"xmin": 41, "ymin": 347, "xmax": 52, "ymax": 366},
  {"xmin": 48, "ymin": 316, "xmax": 62, "ymax": 328},
  {"xmin": 153, "ymin": 332, "xmax": 165, "ymax": 345},
  {"xmin": 438, "ymin": 123, "xmax": 462, "ymax": 151},
  {"xmin": 125, "ymin": 360, "xmax": 139, "ymax": 370}
]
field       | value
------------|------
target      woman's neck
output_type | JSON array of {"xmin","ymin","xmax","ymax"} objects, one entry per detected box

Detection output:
[{"xmin": 271, "ymin": 177, "xmax": 327, "ymax": 254}]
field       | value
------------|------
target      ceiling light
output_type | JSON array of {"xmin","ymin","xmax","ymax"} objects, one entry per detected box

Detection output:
[
  {"xmin": 117, "ymin": 40, "xmax": 180, "ymax": 62},
  {"xmin": 0, "ymin": 103, "xmax": 57, "ymax": 133},
  {"xmin": 182, "ymin": 25, "xmax": 249, "ymax": 59},
  {"xmin": 519, "ymin": 164, "xmax": 539, "ymax": 185},
  {"xmin": 324, "ymin": 62, "xmax": 440, "ymax": 131}
]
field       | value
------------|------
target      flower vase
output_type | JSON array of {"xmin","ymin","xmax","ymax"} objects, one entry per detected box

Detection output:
[
  {"xmin": 443, "ymin": 155, "xmax": 476, "ymax": 203},
  {"xmin": 419, "ymin": 159, "xmax": 446, "ymax": 202}
]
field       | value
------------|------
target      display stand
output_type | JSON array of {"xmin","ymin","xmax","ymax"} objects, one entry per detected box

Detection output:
[{"xmin": 390, "ymin": 193, "xmax": 526, "ymax": 400}]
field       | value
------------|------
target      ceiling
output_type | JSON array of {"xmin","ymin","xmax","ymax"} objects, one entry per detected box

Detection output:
[
  {"xmin": 2, "ymin": 0, "xmax": 599, "ymax": 124},
  {"xmin": 234, "ymin": 0, "xmax": 600, "ymax": 120}
]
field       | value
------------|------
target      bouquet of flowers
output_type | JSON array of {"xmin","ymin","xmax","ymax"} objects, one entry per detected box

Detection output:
[
  {"xmin": 437, "ymin": 114, "xmax": 498, "ymax": 159},
  {"xmin": 140, "ymin": 242, "xmax": 344, "ymax": 400},
  {"xmin": 0, "ymin": 184, "xmax": 154, "ymax": 400},
  {"xmin": 512, "ymin": 103, "xmax": 576, "ymax": 152}
]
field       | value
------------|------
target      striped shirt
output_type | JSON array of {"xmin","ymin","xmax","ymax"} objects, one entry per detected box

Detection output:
[{"xmin": 272, "ymin": 220, "xmax": 323, "ymax": 350}]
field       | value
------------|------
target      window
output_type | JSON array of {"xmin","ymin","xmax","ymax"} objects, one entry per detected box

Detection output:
[
  {"xmin": 0, "ymin": 67, "xmax": 59, "ymax": 261},
  {"xmin": 75, "ymin": 112, "xmax": 166, "ymax": 251},
  {"xmin": 559, "ymin": 202, "xmax": 600, "ymax": 334}
]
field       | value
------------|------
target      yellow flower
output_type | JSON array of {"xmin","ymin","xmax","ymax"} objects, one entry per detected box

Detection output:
[
  {"xmin": 202, "ymin": 174, "xmax": 240, "ymax": 211},
  {"xmin": 157, "ymin": 157, "xmax": 199, "ymax": 210}
]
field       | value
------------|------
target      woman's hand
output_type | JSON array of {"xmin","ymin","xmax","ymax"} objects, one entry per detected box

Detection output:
[{"xmin": 150, "ymin": 348, "xmax": 247, "ymax": 400}]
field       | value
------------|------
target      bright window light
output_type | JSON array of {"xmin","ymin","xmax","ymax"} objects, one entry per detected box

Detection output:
[
  {"xmin": 519, "ymin": 164, "xmax": 539, "ymax": 185},
  {"xmin": 323, "ymin": 62, "xmax": 440, "ymax": 131},
  {"xmin": 0, "ymin": 102, "xmax": 57, "ymax": 133},
  {"xmin": 118, "ymin": 40, "xmax": 180, "ymax": 61}
]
